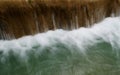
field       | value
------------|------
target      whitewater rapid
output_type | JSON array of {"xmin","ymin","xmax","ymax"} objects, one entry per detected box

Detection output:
[{"xmin": 0, "ymin": 17, "xmax": 120, "ymax": 75}]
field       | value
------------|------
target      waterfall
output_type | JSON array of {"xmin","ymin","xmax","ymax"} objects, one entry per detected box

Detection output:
[{"xmin": 0, "ymin": 17, "xmax": 120, "ymax": 75}]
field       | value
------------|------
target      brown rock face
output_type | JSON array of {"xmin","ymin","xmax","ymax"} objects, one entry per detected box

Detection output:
[{"xmin": 0, "ymin": 0, "xmax": 120, "ymax": 39}]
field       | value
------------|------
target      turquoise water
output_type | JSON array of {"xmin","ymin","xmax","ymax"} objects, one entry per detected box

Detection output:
[{"xmin": 0, "ymin": 17, "xmax": 120, "ymax": 75}]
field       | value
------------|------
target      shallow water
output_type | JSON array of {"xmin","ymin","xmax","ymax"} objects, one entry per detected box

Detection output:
[{"xmin": 0, "ymin": 17, "xmax": 120, "ymax": 75}]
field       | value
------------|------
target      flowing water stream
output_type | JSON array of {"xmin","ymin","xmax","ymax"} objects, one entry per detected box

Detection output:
[{"xmin": 0, "ymin": 17, "xmax": 120, "ymax": 75}]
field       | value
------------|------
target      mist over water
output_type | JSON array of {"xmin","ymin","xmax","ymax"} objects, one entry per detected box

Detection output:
[{"xmin": 0, "ymin": 17, "xmax": 120, "ymax": 75}]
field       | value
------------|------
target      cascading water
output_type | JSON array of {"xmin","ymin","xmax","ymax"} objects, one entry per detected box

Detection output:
[{"xmin": 0, "ymin": 17, "xmax": 120, "ymax": 75}]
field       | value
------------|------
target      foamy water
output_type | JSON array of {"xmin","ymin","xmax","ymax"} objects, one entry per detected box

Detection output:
[{"xmin": 0, "ymin": 17, "xmax": 120, "ymax": 75}]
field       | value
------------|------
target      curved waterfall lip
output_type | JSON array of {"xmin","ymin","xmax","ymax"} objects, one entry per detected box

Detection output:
[
  {"xmin": 0, "ymin": 17, "xmax": 120, "ymax": 75},
  {"xmin": 0, "ymin": 0, "xmax": 119, "ymax": 39}
]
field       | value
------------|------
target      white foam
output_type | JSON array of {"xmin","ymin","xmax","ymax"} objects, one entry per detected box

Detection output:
[{"xmin": 0, "ymin": 17, "xmax": 120, "ymax": 58}]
